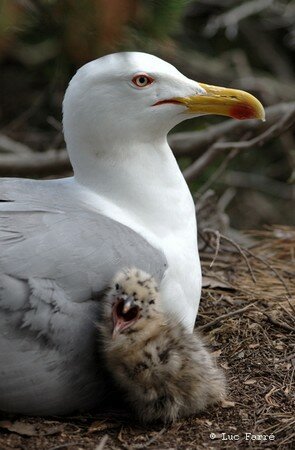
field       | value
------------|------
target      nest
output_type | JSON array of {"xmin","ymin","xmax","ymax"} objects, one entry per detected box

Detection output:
[
  {"xmin": 198, "ymin": 225, "xmax": 295, "ymax": 449},
  {"xmin": 0, "ymin": 226, "xmax": 294, "ymax": 449}
]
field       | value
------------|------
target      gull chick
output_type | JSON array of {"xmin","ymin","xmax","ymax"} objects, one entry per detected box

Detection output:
[{"xmin": 97, "ymin": 268, "xmax": 226, "ymax": 423}]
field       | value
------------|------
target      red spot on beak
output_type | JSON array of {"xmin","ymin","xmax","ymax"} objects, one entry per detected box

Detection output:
[{"xmin": 229, "ymin": 104, "xmax": 256, "ymax": 120}]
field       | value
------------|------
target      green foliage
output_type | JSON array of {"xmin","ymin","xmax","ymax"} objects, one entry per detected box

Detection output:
[{"xmin": 136, "ymin": 0, "xmax": 192, "ymax": 39}]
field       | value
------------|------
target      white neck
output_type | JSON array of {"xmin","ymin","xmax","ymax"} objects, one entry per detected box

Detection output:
[
  {"xmin": 69, "ymin": 137, "xmax": 201, "ymax": 331},
  {"xmin": 72, "ymin": 137, "xmax": 194, "ymax": 237}
]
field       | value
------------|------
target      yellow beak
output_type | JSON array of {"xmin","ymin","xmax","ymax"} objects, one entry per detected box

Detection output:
[{"xmin": 174, "ymin": 83, "xmax": 265, "ymax": 121}]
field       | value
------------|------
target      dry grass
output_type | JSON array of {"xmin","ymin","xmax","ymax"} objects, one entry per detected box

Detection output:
[{"xmin": 0, "ymin": 226, "xmax": 294, "ymax": 450}]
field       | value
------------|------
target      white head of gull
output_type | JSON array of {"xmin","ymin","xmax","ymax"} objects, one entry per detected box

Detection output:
[{"xmin": 0, "ymin": 52, "xmax": 264, "ymax": 416}]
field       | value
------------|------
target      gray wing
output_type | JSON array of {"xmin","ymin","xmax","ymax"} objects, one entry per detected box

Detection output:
[{"xmin": 0, "ymin": 178, "xmax": 167, "ymax": 415}]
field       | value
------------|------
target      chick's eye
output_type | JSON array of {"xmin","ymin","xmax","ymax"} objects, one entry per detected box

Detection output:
[{"xmin": 132, "ymin": 74, "xmax": 154, "ymax": 88}]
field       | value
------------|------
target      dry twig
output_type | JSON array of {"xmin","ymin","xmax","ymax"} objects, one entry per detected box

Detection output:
[
  {"xmin": 169, "ymin": 102, "xmax": 295, "ymax": 159},
  {"xmin": 208, "ymin": 229, "xmax": 221, "ymax": 269},
  {"xmin": 204, "ymin": 0, "xmax": 273, "ymax": 37},
  {"xmin": 244, "ymin": 247, "xmax": 291, "ymax": 297},
  {"xmin": 198, "ymin": 303, "xmax": 256, "ymax": 331},
  {"xmin": 120, "ymin": 428, "xmax": 166, "ymax": 450},
  {"xmin": 261, "ymin": 312, "xmax": 295, "ymax": 333},
  {"xmin": 0, "ymin": 148, "xmax": 71, "ymax": 178},
  {"xmin": 221, "ymin": 170, "xmax": 295, "ymax": 200},
  {"xmin": 203, "ymin": 228, "xmax": 257, "ymax": 283},
  {"xmin": 183, "ymin": 105, "xmax": 295, "ymax": 182},
  {"xmin": 198, "ymin": 148, "xmax": 238, "ymax": 195},
  {"xmin": 48, "ymin": 443, "xmax": 86, "ymax": 450},
  {"xmin": 95, "ymin": 435, "xmax": 109, "ymax": 450}
]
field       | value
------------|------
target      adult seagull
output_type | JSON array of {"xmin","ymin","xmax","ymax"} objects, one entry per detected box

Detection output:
[{"xmin": 0, "ymin": 52, "xmax": 264, "ymax": 415}]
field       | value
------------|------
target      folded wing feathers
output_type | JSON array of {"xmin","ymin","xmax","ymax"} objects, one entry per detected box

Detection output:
[{"xmin": 0, "ymin": 178, "xmax": 167, "ymax": 414}]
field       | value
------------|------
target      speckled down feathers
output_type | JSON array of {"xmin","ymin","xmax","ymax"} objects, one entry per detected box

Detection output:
[{"xmin": 98, "ymin": 268, "xmax": 226, "ymax": 423}]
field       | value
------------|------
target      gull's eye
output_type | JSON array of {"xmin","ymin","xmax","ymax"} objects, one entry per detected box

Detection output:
[{"xmin": 132, "ymin": 73, "xmax": 154, "ymax": 88}]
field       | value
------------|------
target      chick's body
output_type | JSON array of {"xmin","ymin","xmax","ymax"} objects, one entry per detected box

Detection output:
[{"xmin": 98, "ymin": 268, "xmax": 226, "ymax": 423}]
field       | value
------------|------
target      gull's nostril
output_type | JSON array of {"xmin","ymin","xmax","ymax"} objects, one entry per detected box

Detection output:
[{"xmin": 196, "ymin": 85, "xmax": 207, "ymax": 96}]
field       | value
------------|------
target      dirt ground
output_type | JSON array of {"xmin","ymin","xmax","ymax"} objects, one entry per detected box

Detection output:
[{"xmin": 0, "ymin": 226, "xmax": 294, "ymax": 450}]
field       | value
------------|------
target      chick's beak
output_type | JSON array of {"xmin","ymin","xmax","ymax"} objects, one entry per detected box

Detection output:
[
  {"xmin": 174, "ymin": 83, "xmax": 265, "ymax": 121},
  {"xmin": 122, "ymin": 296, "xmax": 135, "ymax": 314},
  {"xmin": 112, "ymin": 296, "xmax": 138, "ymax": 339}
]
